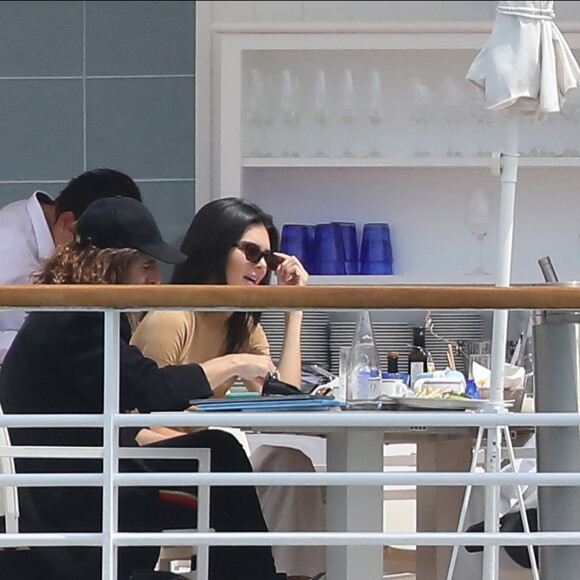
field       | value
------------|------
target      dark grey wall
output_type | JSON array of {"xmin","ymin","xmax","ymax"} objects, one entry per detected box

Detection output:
[{"xmin": 0, "ymin": 0, "xmax": 196, "ymax": 247}]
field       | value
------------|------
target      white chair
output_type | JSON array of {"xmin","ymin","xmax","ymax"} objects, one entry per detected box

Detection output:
[
  {"xmin": 0, "ymin": 406, "xmax": 211, "ymax": 580},
  {"xmin": 0, "ymin": 412, "xmax": 19, "ymax": 534}
]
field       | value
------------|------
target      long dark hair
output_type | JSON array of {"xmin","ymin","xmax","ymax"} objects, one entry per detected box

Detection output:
[{"xmin": 171, "ymin": 198, "xmax": 279, "ymax": 354}]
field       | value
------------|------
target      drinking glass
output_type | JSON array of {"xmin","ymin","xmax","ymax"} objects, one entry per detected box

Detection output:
[
  {"xmin": 339, "ymin": 69, "xmax": 356, "ymax": 157},
  {"xmin": 245, "ymin": 68, "xmax": 270, "ymax": 157},
  {"xmin": 465, "ymin": 189, "xmax": 491, "ymax": 276},
  {"xmin": 367, "ymin": 68, "xmax": 384, "ymax": 157},
  {"xmin": 312, "ymin": 68, "xmax": 330, "ymax": 157},
  {"xmin": 332, "ymin": 221, "xmax": 358, "ymax": 274},
  {"xmin": 313, "ymin": 223, "xmax": 347, "ymax": 275},
  {"xmin": 441, "ymin": 76, "xmax": 464, "ymax": 157},
  {"xmin": 337, "ymin": 345, "xmax": 350, "ymax": 401},
  {"xmin": 279, "ymin": 68, "xmax": 300, "ymax": 157},
  {"xmin": 280, "ymin": 224, "xmax": 314, "ymax": 273},
  {"xmin": 409, "ymin": 77, "xmax": 434, "ymax": 126},
  {"xmin": 359, "ymin": 223, "xmax": 393, "ymax": 275}
]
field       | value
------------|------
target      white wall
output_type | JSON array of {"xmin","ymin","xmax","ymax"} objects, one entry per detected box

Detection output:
[
  {"xmin": 197, "ymin": 1, "xmax": 580, "ymax": 294},
  {"xmin": 207, "ymin": 1, "xmax": 580, "ymax": 24}
]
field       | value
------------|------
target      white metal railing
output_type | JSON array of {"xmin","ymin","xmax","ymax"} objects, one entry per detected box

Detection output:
[{"xmin": 0, "ymin": 285, "xmax": 579, "ymax": 580}]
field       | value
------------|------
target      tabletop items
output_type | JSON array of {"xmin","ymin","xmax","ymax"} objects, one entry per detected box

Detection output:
[{"xmin": 258, "ymin": 308, "xmax": 532, "ymax": 409}]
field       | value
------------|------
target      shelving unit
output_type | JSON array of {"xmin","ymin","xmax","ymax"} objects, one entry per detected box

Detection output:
[
  {"xmin": 243, "ymin": 157, "xmax": 580, "ymax": 169},
  {"xmin": 213, "ymin": 24, "xmax": 580, "ymax": 285}
]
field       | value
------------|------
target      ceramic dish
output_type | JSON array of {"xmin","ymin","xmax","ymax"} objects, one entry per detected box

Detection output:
[{"xmin": 391, "ymin": 396, "xmax": 489, "ymax": 411}]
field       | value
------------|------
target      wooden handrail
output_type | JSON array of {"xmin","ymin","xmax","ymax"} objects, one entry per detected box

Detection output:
[{"xmin": 0, "ymin": 284, "xmax": 578, "ymax": 310}]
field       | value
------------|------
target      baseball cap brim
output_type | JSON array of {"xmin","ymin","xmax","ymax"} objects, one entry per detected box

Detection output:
[{"xmin": 138, "ymin": 241, "xmax": 186, "ymax": 265}]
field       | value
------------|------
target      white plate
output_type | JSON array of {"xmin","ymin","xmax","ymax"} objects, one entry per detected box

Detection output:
[{"xmin": 391, "ymin": 396, "xmax": 487, "ymax": 411}]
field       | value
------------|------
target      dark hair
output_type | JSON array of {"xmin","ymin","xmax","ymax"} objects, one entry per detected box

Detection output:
[
  {"xmin": 54, "ymin": 168, "xmax": 142, "ymax": 219},
  {"xmin": 171, "ymin": 197, "xmax": 279, "ymax": 354}
]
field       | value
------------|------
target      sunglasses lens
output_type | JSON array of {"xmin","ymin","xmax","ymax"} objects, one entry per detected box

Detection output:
[
  {"xmin": 242, "ymin": 243, "xmax": 262, "ymax": 263},
  {"xmin": 239, "ymin": 242, "xmax": 281, "ymax": 270},
  {"xmin": 265, "ymin": 254, "xmax": 282, "ymax": 271}
]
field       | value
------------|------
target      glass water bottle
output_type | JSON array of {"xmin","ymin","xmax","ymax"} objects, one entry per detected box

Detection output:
[{"xmin": 346, "ymin": 311, "xmax": 382, "ymax": 400}]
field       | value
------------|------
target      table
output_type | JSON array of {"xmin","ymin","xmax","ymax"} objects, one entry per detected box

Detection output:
[
  {"xmin": 325, "ymin": 426, "xmax": 475, "ymax": 580},
  {"xmin": 247, "ymin": 420, "xmax": 479, "ymax": 580},
  {"xmin": 152, "ymin": 410, "xmax": 533, "ymax": 580}
]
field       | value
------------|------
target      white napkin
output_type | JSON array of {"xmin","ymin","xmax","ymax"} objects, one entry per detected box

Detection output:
[{"xmin": 472, "ymin": 361, "xmax": 525, "ymax": 389}]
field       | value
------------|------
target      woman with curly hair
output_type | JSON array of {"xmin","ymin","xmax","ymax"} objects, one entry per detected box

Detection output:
[{"xmin": 0, "ymin": 197, "xmax": 287, "ymax": 580}]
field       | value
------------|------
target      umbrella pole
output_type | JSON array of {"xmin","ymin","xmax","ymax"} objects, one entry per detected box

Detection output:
[{"xmin": 483, "ymin": 112, "xmax": 520, "ymax": 580}]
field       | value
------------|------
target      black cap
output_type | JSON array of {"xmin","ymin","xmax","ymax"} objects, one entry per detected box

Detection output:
[{"xmin": 75, "ymin": 197, "xmax": 186, "ymax": 264}]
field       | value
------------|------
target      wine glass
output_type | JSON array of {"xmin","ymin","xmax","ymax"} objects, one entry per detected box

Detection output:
[
  {"xmin": 409, "ymin": 77, "xmax": 434, "ymax": 126},
  {"xmin": 279, "ymin": 68, "xmax": 300, "ymax": 157},
  {"xmin": 245, "ymin": 68, "xmax": 270, "ymax": 157},
  {"xmin": 441, "ymin": 76, "xmax": 464, "ymax": 158},
  {"xmin": 312, "ymin": 68, "xmax": 330, "ymax": 157},
  {"xmin": 339, "ymin": 68, "xmax": 356, "ymax": 157},
  {"xmin": 408, "ymin": 77, "xmax": 434, "ymax": 158},
  {"xmin": 367, "ymin": 68, "xmax": 384, "ymax": 157},
  {"xmin": 465, "ymin": 188, "xmax": 492, "ymax": 276}
]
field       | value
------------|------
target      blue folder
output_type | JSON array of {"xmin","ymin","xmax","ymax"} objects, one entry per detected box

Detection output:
[{"xmin": 189, "ymin": 395, "xmax": 346, "ymax": 412}]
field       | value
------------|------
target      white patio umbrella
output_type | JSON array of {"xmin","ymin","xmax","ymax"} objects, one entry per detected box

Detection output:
[{"xmin": 464, "ymin": 2, "xmax": 580, "ymax": 579}]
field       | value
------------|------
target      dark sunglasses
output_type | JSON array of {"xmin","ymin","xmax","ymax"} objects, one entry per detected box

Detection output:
[{"xmin": 234, "ymin": 241, "xmax": 283, "ymax": 271}]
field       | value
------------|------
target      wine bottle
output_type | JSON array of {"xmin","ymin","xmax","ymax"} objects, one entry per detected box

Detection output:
[
  {"xmin": 408, "ymin": 326, "xmax": 429, "ymax": 387},
  {"xmin": 387, "ymin": 351, "xmax": 399, "ymax": 374}
]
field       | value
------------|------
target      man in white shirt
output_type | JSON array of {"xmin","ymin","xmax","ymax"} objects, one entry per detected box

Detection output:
[{"xmin": 0, "ymin": 168, "xmax": 142, "ymax": 361}]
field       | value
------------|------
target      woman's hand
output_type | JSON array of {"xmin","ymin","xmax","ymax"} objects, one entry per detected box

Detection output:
[
  {"xmin": 233, "ymin": 353, "xmax": 276, "ymax": 385},
  {"xmin": 274, "ymin": 253, "xmax": 309, "ymax": 286}
]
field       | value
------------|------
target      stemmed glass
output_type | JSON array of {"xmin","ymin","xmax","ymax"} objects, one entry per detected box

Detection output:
[
  {"xmin": 409, "ymin": 77, "xmax": 433, "ymax": 157},
  {"xmin": 245, "ymin": 68, "xmax": 270, "ymax": 157},
  {"xmin": 339, "ymin": 68, "xmax": 356, "ymax": 157},
  {"xmin": 312, "ymin": 68, "xmax": 330, "ymax": 157},
  {"xmin": 441, "ymin": 76, "xmax": 464, "ymax": 157},
  {"xmin": 409, "ymin": 77, "xmax": 434, "ymax": 125},
  {"xmin": 367, "ymin": 68, "xmax": 384, "ymax": 157},
  {"xmin": 279, "ymin": 68, "xmax": 300, "ymax": 157},
  {"xmin": 465, "ymin": 188, "xmax": 492, "ymax": 276},
  {"xmin": 561, "ymin": 88, "xmax": 580, "ymax": 156}
]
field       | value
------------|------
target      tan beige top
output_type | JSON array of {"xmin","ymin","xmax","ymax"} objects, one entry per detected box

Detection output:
[{"xmin": 131, "ymin": 310, "xmax": 270, "ymax": 391}]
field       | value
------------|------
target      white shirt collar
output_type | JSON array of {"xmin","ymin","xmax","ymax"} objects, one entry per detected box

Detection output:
[{"xmin": 26, "ymin": 191, "xmax": 55, "ymax": 260}]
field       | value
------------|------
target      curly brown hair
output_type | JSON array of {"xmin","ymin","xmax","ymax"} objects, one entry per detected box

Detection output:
[{"xmin": 34, "ymin": 241, "xmax": 141, "ymax": 285}]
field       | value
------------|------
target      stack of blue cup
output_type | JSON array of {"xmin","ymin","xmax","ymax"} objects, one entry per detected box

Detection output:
[
  {"xmin": 280, "ymin": 221, "xmax": 393, "ymax": 276},
  {"xmin": 313, "ymin": 223, "xmax": 346, "ymax": 275},
  {"xmin": 360, "ymin": 223, "xmax": 393, "ymax": 275},
  {"xmin": 280, "ymin": 224, "xmax": 315, "ymax": 273},
  {"xmin": 331, "ymin": 221, "xmax": 359, "ymax": 275}
]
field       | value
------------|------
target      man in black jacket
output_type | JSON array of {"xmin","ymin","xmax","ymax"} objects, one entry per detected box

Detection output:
[{"xmin": 0, "ymin": 197, "xmax": 285, "ymax": 580}]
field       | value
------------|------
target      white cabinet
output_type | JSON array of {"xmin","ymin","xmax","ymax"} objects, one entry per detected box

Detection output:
[{"xmin": 214, "ymin": 24, "xmax": 580, "ymax": 285}]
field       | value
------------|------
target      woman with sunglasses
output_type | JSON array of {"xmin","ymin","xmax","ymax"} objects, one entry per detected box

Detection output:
[
  {"xmin": 131, "ymin": 198, "xmax": 325, "ymax": 580},
  {"xmin": 132, "ymin": 197, "xmax": 306, "ymax": 392}
]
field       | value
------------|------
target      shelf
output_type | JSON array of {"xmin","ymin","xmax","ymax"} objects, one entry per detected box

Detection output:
[{"xmin": 243, "ymin": 157, "xmax": 580, "ymax": 169}]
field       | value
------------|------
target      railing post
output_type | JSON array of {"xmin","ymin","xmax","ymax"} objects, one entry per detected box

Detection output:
[{"xmin": 102, "ymin": 310, "xmax": 120, "ymax": 580}]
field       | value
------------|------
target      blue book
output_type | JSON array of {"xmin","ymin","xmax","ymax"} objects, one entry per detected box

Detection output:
[{"xmin": 188, "ymin": 395, "xmax": 346, "ymax": 412}]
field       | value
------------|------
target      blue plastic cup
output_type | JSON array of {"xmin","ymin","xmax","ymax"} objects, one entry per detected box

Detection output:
[
  {"xmin": 280, "ymin": 224, "xmax": 314, "ymax": 272},
  {"xmin": 313, "ymin": 223, "xmax": 346, "ymax": 275},
  {"xmin": 360, "ymin": 223, "xmax": 393, "ymax": 275},
  {"xmin": 332, "ymin": 221, "xmax": 358, "ymax": 275}
]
